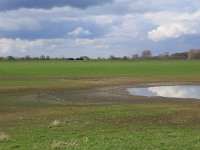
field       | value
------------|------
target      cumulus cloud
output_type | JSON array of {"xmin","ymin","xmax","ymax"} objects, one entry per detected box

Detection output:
[
  {"xmin": 0, "ymin": 0, "xmax": 200, "ymax": 57},
  {"xmin": 0, "ymin": 38, "xmax": 110, "ymax": 57},
  {"xmin": 147, "ymin": 11, "xmax": 200, "ymax": 41},
  {"xmin": 148, "ymin": 23, "xmax": 197, "ymax": 41},
  {"xmin": 0, "ymin": 37, "xmax": 137, "ymax": 58},
  {"xmin": 0, "ymin": 38, "xmax": 43, "ymax": 54},
  {"xmin": 68, "ymin": 27, "xmax": 91, "ymax": 37},
  {"xmin": 105, "ymin": 14, "xmax": 147, "ymax": 38}
]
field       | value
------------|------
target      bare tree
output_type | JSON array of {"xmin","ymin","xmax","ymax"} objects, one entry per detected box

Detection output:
[
  {"xmin": 188, "ymin": 49, "xmax": 200, "ymax": 59},
  {"xmin": 25, "ymin": 55, "xmax": 31, "ymax": 60},
  {"xmin": 46, "ymin": 56, "xmax": 50, "ymax": 60},
  {"xmin": 188, "ymin": 49, "xmax": 196, "ymax": 59},
  {"xmin": 132, "ymin": 54, "xmax": 139, "ymax": 60},
  {"xmin": 141, "ymin": 50, "xmax": 152, "ymax": 59},
  {"xmin": 195, "ymin": 49, "xmax": 200, "ymax": 59},
  {"xmin": 40, "ymin": 55, "xmax": 46, "ymax": 60}
]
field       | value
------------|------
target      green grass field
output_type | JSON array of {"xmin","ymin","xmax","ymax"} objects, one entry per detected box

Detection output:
[
  {"xmin": 1, "ymin": 60, "xmax": 200, "ymax": 78},
  {"xmin": 1, "ymin": 60, "xmax": 200, "ymax": 91},
  {"xmin": 0, "ymin": 60, "xmax": 200, "ymax": 149}
]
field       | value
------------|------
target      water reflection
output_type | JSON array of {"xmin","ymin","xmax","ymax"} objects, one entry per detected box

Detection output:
[{"xmin": 127, "ymin": 85, "xmax": 200, "ymax": 99}]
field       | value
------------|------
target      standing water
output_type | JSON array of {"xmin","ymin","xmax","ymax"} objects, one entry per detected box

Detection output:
[{"xmin": 127, "ymin": 85, "xmax": 200, "ymax": 99}]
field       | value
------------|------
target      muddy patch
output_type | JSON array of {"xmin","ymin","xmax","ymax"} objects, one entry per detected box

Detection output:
[{"xmin": 33, "ymin": 83, "xmax": 200, "ymax": 105}]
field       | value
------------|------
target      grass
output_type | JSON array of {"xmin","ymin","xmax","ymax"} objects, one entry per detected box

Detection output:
[
  {"xmin": 0, "ymin": 60, "xmax": 200, "ymax": 78},
  {"xmin": 0, "ymin": 60, "xmax": 200, "ymax": 149},
  {"xmin": 0, "ymin": 101, "xmax": 200, "ymax": 149},
  {"xmin": 0, "ymin": 60, "xmax": 200, "ymax": 92}
]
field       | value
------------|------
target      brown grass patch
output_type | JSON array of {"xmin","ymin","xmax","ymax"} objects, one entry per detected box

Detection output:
[
  {"xmin": 51, "ymin": 140, "xmax": 79, "ymax": 149},
  {"xmin": 0, "ymin": 132, "xmax": 10, "ymax": 142}
]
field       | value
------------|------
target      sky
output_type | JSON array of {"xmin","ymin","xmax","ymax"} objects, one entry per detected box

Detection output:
[{"xmin": 0, "ymin": 0, "xmax": 200, "ymax": 58}]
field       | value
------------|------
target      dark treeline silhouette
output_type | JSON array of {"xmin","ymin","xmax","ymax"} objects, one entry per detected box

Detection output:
[
  {"xmin": 1, "ymin": 49, "xmax": 200, "ymax": 61},
  {"xmin": 0, "ymin": 55, "xmax": 90, "ymax": 61}
]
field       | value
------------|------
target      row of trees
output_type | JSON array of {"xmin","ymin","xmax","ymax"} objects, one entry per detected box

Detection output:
[
  {"xmin": 108, "ymin": 49, "xmax": 200, "ymax": 60},
  {"xmin": 0, "ymin": 55, "xmax": 90, "ymax": 60},
  {"xmin": 188, "ymin": 49, "xmax": 200, "ymax": 59},
  {"xmin": 1, "ymin": 49, "xmax": 200, "ymax": 61}
]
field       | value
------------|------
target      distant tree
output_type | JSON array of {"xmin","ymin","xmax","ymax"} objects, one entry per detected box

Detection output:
[
  {"xmin": 67, "ymin": 58, "xmax": 74, "ymax": 60},
  {"xmin": 141, "ymin": 50, "xmax": 152, "ymax": 59},
  {"xmin": 76, "ymin": 57, "xmax": 84, "ymax": 60},
  {"xmin": 97, "ymin": 57, "xmax": 102, "ymax": 60},
  {"xmin": 132, "ymin": 54, "xmax": 139, "ymax": 60},
  {"xmin": 34, "ymin": 57, "xmax": 39, "ymax": 60},
  {"xmin": 6, "ymin": 56, "xmax": 15, "ymax": 60},
  {"xmin": 25, "ymin": 55, "xmax": 31, "ymax": 60},
  {"xmin": 188, "ymin": 49, "xmax": 200, "ymax": 59},
  {"xmin": 80, "ymin": 56, "xmax": 90, "ymax": 60},
  {"xmin": 163, "ymin": 52, "xmax": 169, "ymax": 58},
  {"xmin": 159, "ymin": 52, "xmax": 169, "ymax": 59},
  {"xmin": 171, "ymin": 52, "xmax": 188, "ymax": 59},
  {"xmin": 40, "ymin": 55, "xmax": 46, "ymax": 60},
  {"xmin": 188, "ymin": 49, "xmax": 196, "ymax": 59},
  {"xmin": 194, "ymin": 49, "xmax": 200, "ymax": 59},
  {"xmin": 60, "ymin": 57, "xmax": 66, "ymax": 60},
  {"xmin": 46, "ymin": 56, "xmax": 50, "ymax": 60},
  {"xmin": 109, "ymin": 55, "xmax": 117, "ymax": 60},
  {"xmin": 122, "ymin": 56, "xmax": 128, "ymax": 60}
]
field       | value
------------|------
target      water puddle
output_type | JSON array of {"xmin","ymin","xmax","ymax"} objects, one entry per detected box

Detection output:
[{"xmin": 127, "ymin": 85, "xmax": 200, "ymax": 99}]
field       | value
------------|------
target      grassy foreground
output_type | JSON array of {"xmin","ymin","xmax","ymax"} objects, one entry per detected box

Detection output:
[{"xmin": 0, "ymin": 60, "xmax": 200, "ymax": 149}]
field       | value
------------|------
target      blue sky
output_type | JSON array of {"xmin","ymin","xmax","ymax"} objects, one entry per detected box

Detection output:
[{"xmin": 0, "ymin": 0, "xmax": 200, "ymax": 58}]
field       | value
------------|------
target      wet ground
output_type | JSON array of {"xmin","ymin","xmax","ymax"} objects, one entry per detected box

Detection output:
[{"xmin": 32, "ymin": 82, "xmax": 200, "ymax": 105}]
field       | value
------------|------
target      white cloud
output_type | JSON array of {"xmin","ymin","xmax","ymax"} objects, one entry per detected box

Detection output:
[
  {"xmin": 144, "ymin": 11, "xmax": 200, "ymax": 24},
  {"xmin": 146, "ymin": 11, "xmax": 200, "ymax": 41},
  {"xmin": 148, "ymin": 23, "xmax": 197, "ymax": 41},
  {"xmin": 0, "ymin": 18, "xmax": 40, "ymax": 31},
  {"xmin": 0, "ymin": 38, "xmax": 111, "ymax": 57},
  {"xmin": 67, "ymin": 27, "xmax": 91, "ymax": 37},
  {"xmin": 88, "ymin": 15, "xmax": 116, "ymax": 25},
  {"xmin": 0, "ymin": 38, "xmax": 13, "ymax": 53},
  {"xmin": 0, "ymin": 38, "xmax": 43, "ymax": 54},
  {"xmin": 0, "ymin": 0, "xmax": 200, "ymax": 56},
  {"xmin": 106, "ymin": 14, "xmax": 146, "ymax": 38}
]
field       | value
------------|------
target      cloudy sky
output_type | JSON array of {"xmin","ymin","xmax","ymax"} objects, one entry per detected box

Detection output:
[{"xmin": 0, "ymin": 0, "xmax": 200, "ymax": 58}]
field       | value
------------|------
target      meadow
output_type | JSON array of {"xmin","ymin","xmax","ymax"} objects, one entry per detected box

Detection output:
[
  {"xmin": 1, "ymin": 60, "xmax": 200, "ymax": 78},
  {"xmin": 0, "ymin": 60, "xmax": 200, "ymax": 149}
]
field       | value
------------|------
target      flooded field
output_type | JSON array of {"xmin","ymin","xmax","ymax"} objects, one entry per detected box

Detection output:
[
  {"xmin": 1, "ymin": 60, "xmax": 200, "ymax": 149},
  {"xmin": 127, "ymin": 85, "xmax": 200, "ymax": 99}
]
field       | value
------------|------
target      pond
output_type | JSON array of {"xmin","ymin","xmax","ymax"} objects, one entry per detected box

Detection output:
[{"xmin": 127, "ymin": 85, "xmax": 200, "ymax": 99}]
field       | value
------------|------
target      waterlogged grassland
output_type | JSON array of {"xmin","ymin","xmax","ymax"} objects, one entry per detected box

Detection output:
[{"xmin": 0, "ymin": 60, "xmax": 200, "ymax": 149}]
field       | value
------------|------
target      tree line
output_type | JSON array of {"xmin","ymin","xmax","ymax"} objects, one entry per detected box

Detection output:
[
  {"xmin": 1, "ymin": 49, "xmax": 200, "ymax": 60},
  {"xmin": 105, "ymin": 49, "xmax": 200, "ymax": 60},
  {"xmin": 0, "ymin": 55, "xmax": 90, "ymax": 60}
]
